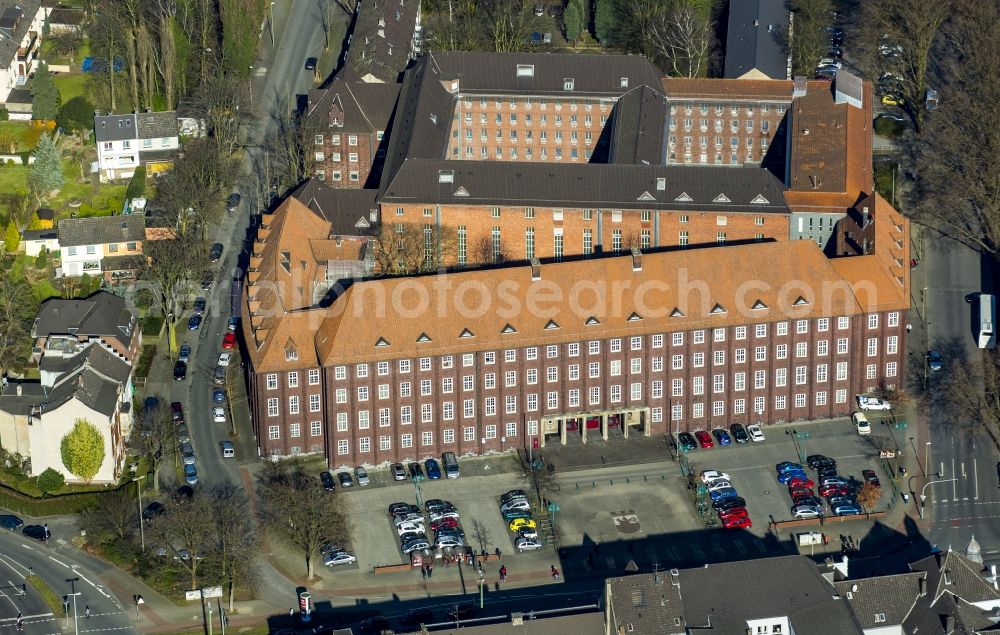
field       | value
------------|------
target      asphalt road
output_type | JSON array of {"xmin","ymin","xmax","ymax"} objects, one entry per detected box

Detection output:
[
  {"xmin": 0, "ymin": 527, "xmax": 135, "ymax": 634},
  {"xmin": 919, "ymin": 234, "xmax": 1000, "ymax": 554}
]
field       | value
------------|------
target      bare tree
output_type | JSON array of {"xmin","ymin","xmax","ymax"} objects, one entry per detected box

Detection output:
[
  {"xmin": 470, "ymin": 519, "xmax": 493, "ymax": 554},
  {"xmin": 81, "ymin": 487, "xmax": 138, "ymax": 544},
  {"xmin": 148, "ymin": 495, "xmax": 216, "ymax": 589},
  {"xmin": 49, "ymin": 29, "xmax": 84, "ymax": 63},
  {"xmin": 0, "ymin": 275, "xmax": 36, "ymax": 375},
  {"xmin": 648, "ymin": 3, "xmax": 715, "ymax": 77},
  {"xmin": 266, "ymin": 96, "xmax": 322, "ymax": 190},
  {"xmin": 256, "ymin": 461, "xmax": 350, "ymax": 580},
  {"xmin": 856, "ymin": 482, "xmax": 882, "ymax": 513},
  {"xmin": 785, "ymin": 0, "xmax": 834, "ymax": 77},
  {"xmin": 369, "ymin": 223, "xmax": 457, "ymax": 275},
  {"xmin": 157, "ymin": 137, "xmax": 238, "ymax": 234},
  {"xmin": 484, "ymin": 0, "xmax": 534, "ymax": 52},
  {"xmin": 513, "ymin": 451, "xmax": 558, "ymax": 509},
  {"xmin": 132, "ymin": 396, "xmax": 179, "ymax": 494},
  {"xmin": 190, "ymin": 74, "xmax": 251, "ymax": 157},
  {"xmin": 139, "ymin": 235, "xmax": 207, "ymax": 352},
  {"xmin": 154, "ymin": 0, "xmax": 179, "ymax": 110},
  {"xmin": 471, "ymin": 233, "xmax": 512, "ymax": 265},
  {"xmin": 208, "ymin": 482, "xmax": 258, "ymax": 611}
]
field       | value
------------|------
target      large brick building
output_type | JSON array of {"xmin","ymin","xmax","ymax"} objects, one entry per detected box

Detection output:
[{"xmin": 245, "ymin": 51, "xmax": 908, "ymax": 466}]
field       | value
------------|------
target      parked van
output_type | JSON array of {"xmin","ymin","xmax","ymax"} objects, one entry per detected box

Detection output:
[
  {"xmin": 220, "ymin": 440, "xmax": 235, "ymax": 458},
  {"xmin": 442, "ymin": 452, "xmax": 460, "ymax": 478}
]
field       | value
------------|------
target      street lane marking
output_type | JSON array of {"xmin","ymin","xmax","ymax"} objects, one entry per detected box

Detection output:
[
  {"xmin": 975, "ymin": 458, "xmax": 980, "ymax": 500},
  {"xmin": 0, "ymin": 612, "xmax": 53, "ymax": 622},
  {"xmin": 48, "ymin": 556, "xmax": 69, "ymax": 569},
  {"xmin": 0, "ymin": 554, "xmax": 28, "ymax": 578}
]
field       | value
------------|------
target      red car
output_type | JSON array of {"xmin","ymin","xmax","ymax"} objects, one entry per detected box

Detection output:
[
  {"xmin": 819, "ymin": 485, "xmax": 850, "ymax": 498},
  {"xmin": 222, "ymin": 332, "xmax": 236, "ymax": 349},
  {"xmin": 862, "ymin": 469, "xmax": 881, "ymax": 488},
  {"xmin": 787, "ymin": 476, "xmax": 815, "ymax": 489},
  {"xmin": 718, "ymin": 507, "xmax": 748, "ymax": 520},
  {"xmin": 788, "ymin": 486, "xmax": 813, "ymax": 499},
  {"xmin": 430, "ymin": 517, "xmax": 459, "ymax": 531},
  {"xmin": 694, "ymin": 430, "xmax": 714, "ymax": 448},
  {"xmin": 722, "ymin": 515, "xmax": 752, "ymax": 529}
]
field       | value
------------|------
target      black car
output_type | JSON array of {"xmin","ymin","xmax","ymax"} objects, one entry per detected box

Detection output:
[
  {"xmin": 499, "ymin": 490, "xmax": 528, "ymax": 504},
  {"xmin": 337, "ymin": 472, "xmax": 354, "ymax": 487},
  {"xmin": 712, "ymin": 496, "xmax": 747, "ymax": 512},
  {"xmin": 401, "ymin": 608, "xmax": 434, "ymax": 627},
  {"xmin": 729, "ymin": 423, "xmax": 749, "ymax": 444},
  {"xmin": 142, "ymin": 502, "xmax": 165, "ymax": 522},
  {"xmin": 173, "ymin": 360, "xmax": 187, "ymax": 380},
  {"xmin": 408, "ymin": 462, "xmax": 425, "ymax": 479},
  {"xmin": 677, "ymin": 432, "xmax": 697, "ymax": 451},
  {"xmin": 389, "ymin": 502, "xmax": 419, "ymax": 516},
  {"xmin": 447, "ymin": 602, "xmax": 477, "ymax": 620},
  {"xmin": 320, "ymin": 471, "xmax": 336, "ymax": 491},
  {"xmin": 792, "ymin": 495, "xmax": 823, "ymax": 508},
  {"xmin": 0, "ymin": 515, "xmax": 23, "ymax": 531},
  {"xmin": 226, "ymin": 192, "xmax": 241, "ymax": 212},
  {"xmin": 193, "ymin": 297, "xmax": 207, "ymax": 314},
  {"xmin": 358, "ymin": 616, "xmax": 390, "ymax": 634},
  {"xmin": 305, "ymin": 57, "xmax": 318, "ymax": 70},
  {"xmin": 23, "ymin": 525, "xmax": 47, "ymax": 541},
  {"xmin": 424, "ymin": 499, "xmax": 454, "ymax": 513},
  {"xmin": 807, "ymin": 454, "xmax": 836, "ymax": 470},
  {"xmin": 817, "ymin": 465, "xmax": 839, "ymax": 479},
  {"xmin": 175, "ymin": 485, "xmax": 194, "ymax": 501},
  {"xmin": 209, "ymin": 242, "xmax": 224, "ymax": 262}
]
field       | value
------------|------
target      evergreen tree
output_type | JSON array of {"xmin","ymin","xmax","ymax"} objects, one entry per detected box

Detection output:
[
  {"xmin": 56, "ymin": 96, "xmax": 95, "ymax": 140},
  {"xmin": 594, "ymin": 0, "xmax": 619, "ymax": 46},
  {"xmin": 564, "ymin": 0, "xmax": 584, "ymax": 43},
  {"xmin": 3, "ymin": 221, "xmax": 19, "ymax": 253},
  {"xmin": 31, "ymin": 63, "xmax": 60, "ymax": 121},
  {"xmin": 28, "ymin": 134, "xmax": 63, "ymax": 200}
]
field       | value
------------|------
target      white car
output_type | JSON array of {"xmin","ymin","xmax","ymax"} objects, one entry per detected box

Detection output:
[
  {"xmin": 700, "ymin": 470, "xmax": 731, "ymax": 484},
  {"xmin": 791, "ymin": 505, "xmax": 823, "ymax": 519},
  {"xmin": 435, "ymin": 536, "xmax": 464, "ymax": 549},
  {"xmin": 500, "ymin": 499, "xmax": 531, "ymax": 513},
  {"xmin": 856, "ymin": 395, "xmax": 891, "ymax": 411},
  {"xmin": 213, "ymin": 407, "xmax": 226, "ymax": 423},
  {"xmin": 517, "ymin": 527, "xmax": 539, "ymax": 540},
  {"xmin": 323, "ymin": 551, "xmax": 357, "ymax": 566},
  {"xmin": 393, "ymin": 513, "xmax": 424, "ymax": 525},
  {"xmin": 217, "ymin": 352, "xmax": 233, "ymax": 367},
  {"xmin": 396, "ymin": 522, "xmax": 425, "ymax": 535},
  {"xmin": 706, "ymin": 480, "xmax": 733, "ymax": 492},
  {"xmin": 747, "ymin": 425, "xmax": 765, "ymax": 442},
  {"xmin": 852, "ymin": 411, "xmax": 871, "ymax": 435},
  {"xmin": 429, "ymin": 510, "xmax": 460, "ymax": 522},
  {"xmin": 515, "ymin": 537, "xmax": 543, "ymax": 552}
]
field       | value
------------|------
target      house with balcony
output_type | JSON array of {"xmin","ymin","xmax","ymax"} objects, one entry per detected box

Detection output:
[
  {"xmin": 0, "ymin": 0, "xmax": 46, "ymax": 106},
  {"xmin": 94, "ymin": 110, "xmax": 179, "ymax": 182},
  {"xmin": 57, "ymin": 215, "xmax": 146, "ymax": 281}
]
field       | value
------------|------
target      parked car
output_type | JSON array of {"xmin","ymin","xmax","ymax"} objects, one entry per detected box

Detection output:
[
  {"xmin": 389, "ymin": 502, "xmax": 417, "ymax": 516},
  {"xmin": 776, "ymin": 462, "xmax": 804, "ymax": 474},
  {"xmin": 183, "ymin": 463, "xmax": 199, "ymax": 485},
  {"xmin": 200, "ymin": 273, "xmax": 213, "ymax": 291},
  {"xmin": 518, "ymin": 527, "xmax": 539, "ymax": 540},
  {"xmin": 820, "ymin": 485, "xmax": 851, "ymax": 498},
  {"xmin": 695, "ymin": 430, "xmax": 714, "ymax": 448},
  {"xmin": 862, "ymin": 469, "xmax": 881, "ymax": 488},
  {"xmin": 324, "ymin": 551, "xmax": 357, "ymax": 566},
  {"xmin": 718, "ymin": 507, "xmax": 748, "ymax": 520},
  {"xmin": 180, "ymin": 442, "xmax": 196, "ymax": 465},
  {"xmin": 501, "ymin": 509, "xmax": 532, "ymax": 522},
  {"xmin": 170, "ymin": 401, "xmax": 184, "ymax": 423},
  {"xmin": 187, "ymin": 315, "xmax": 202, "ymax": 330},
  {"xmin": 320, "ymin": 471, "xmax": 336, "ymax": 491},
  {"xmin": 817, "ymin": 465, "xmax": 839, "ymax": 479},
  {"xmin": 425, "ymin": 458, "xmax": 442, "ymax": 479},
  {"xmin": 390, "ymin": 463, "xmax": 407, "ymax": 481},
  {"xmin": 213, "ymin": 366, "xmax": 226, "ymax": 385},
  {"xmin": 425, "ymin": 499, "xmax": 455, "ymax": 513},
  {"xmin": 501, "ymin": 490, "xmax": 528, "ymax": 504},
  {"xmin": 212, "ymin": 388, "xmax": 226, "ymax": 403},
  {"xmin": 337, "ymin": 472, "xmax": 354, "ymax": 487},
  {"xmin": 0, "ymin": 515, "xmax": 23, "ymax": 531},
  {"xmin": 712, "ymin": 429, "xmax": 733, "ymax": 446},
  {"xmin": 747, "ymin": 424, "xmax": 765, "ymax": 442},
  {"xmin": 431, "ymin": 517, "xmax": 459, "ymax": 531},
  {"xmin": 706, "ymin": 480, "xmax": 733, "ymax": 492},
  {"xmin": 508, "ymin": 518, "xmax": 536, "ymax": 532},
  {"xmin": 807, "ymin": 455, "xmax": 836, "ymax": 470},
  {"xmin": 304, "ymin": 57, "xmax": 318, "ymax": 71},
  {"xmin": 833, "ymin": 503, "xmax": 863, "ymax": 516},
  {"xmin": 22, "ymin": 525, "xmax": 47, "ymax": 541},
  {"xmin": 777, "ymin": 470, "xmax": 809, "ymax": 485},
  {"xmin": 788, "ymin": 486, "xmax": 814, "ymax": 500},
  {"xmin": 175, "ymin": 424, "xmax": 190, "ymax": 444},
  {"xmin": 712, "ymin": 496, "xmax": 746, "ymax": 512},
  {"xmin": 222, "ymin": 332, "xmax": 236, "ymax": 349},
  {"xmin": 729, "ymin": 424, "xmax": 749, "ymax": 443},
  {"xmin": 220, "ymin": 440, "xmax": 235, "ymax": 458},
  {"xmin": 700, "ymin": 470, "xmax": 731, "ymax": 483},
  {"xmin": 173, "ymin": 360, "xmax": 187, "ymax": 380},
  {"xmin": 677, "ymin": 432, "xmax": 698, "ymax": 451},
  {"xmin": 209, "ymin": 242, "xmax": 224, "ymax": 262},
  {"xmin": 408, "ymin": 463, "xmax": 424, "ymax": 480},
  {"xmin": 226, "ymin": 192, "xmax": 242, "ymax": 212},
  {"xmin": 787, "ymin": 476, "xmax": 815, "ymax": 489},
  {"xmin": 793, "ymin": 496, "xmax": 823, "ymax": 509},
  {"xmin": 393, "ymin": 513, "xmax": 424, "ymax": 525},
  {"xmin": 820, "ymin": 476, "xmax": 850, "ymax": 487},
  {"xmin": 709, "ymin": 487, "xmax": 738, "ymax": 501},
  {"xmin": 852, "ymin": 412, "xmax": 871, "ymax": 435},
  {"xmin": 217, "ymin": 352, "xmax": 233, "ymax": 367},
  {"xmin": 354, "ymin": 466, "xmax": 370, "ymax": 486},
  {"xmin": 856, "ymin": 396, "xmax": 892, "ymax": 411},
  {"xmin": 516, "ymin": 537, "xmax": 543, "ymax": 552},
  {"xmin": 722, "ymin": 515, "xmax": 752, "ymax": 529},
  {"xmin": 429, "ymin": 509, "xmax": 460, "ymax": 522},
  {"xmin": 401, "ymin": 539, "xmax": 430, "ymax": 554},
  {"xmin": 927, "ymin": 351, "xmax": 943, "ymax": 371},
  {"xmin": 178, "ymin": 344, "xmax": 191, "ymax": 363},
  {"xmin": 213, "ymin": 407, "xmax": 226, "ymax": 423},
  {"xmin": 397, "ymin": 522, "xmax": 426, "ymax": 535},
  {"xmin": 792, "ymin": 505, "xmax": 823, "ymax": 519},
  {"xmin": 435, "ymin": 535, "xmax": 464, "ymax": 549},
  {"xmin": 828, "ymin": 495, "xmax": 858, "ymax": 508},
  {"xmin": 500, "ymin": 498, "xmax": 532, "ymax": 512}
]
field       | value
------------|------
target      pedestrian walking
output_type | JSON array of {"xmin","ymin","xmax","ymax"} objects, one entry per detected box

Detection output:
[
  {"xmin": 85, "ymin": 606, "xmax": 90, "ymax": 619},
  {"xmin": 43, "ymin": 524, "xmax": 49, "ymax": 539},
  {"xmin": 550, "ymin": 565, "xmax": 560, "ymax": 579},
  {"xmin": 478, "ymin": 563, "xmax": 485, "ymax": 577},
  {"xmin": 495, "ymin": 547, "xmax": 501, "ymax": 558},
  {"xmin": 421, "ymin": 565, "xmax": 427, "ymax": 579},
  {"xmin": 906, "ymin": 323, "xmax": 912, "ymax": 333},
  {"xmin": 427, "ymin": 566, "xmax": 433, "ymax": 578},
  {"xmin": 499, "ymin": 565, "xmax": 507, "ymax": 582}
]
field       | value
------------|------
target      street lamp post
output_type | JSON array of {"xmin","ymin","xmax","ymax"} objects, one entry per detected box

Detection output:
[
  {"xmin": 66, "ymin": 581, "xmax": 81, "ymax": 635},
  {"xmin": 132, "ymin": 475, "xmax": 146, "ymax": 552},
  {"xmin": 249, "ymin": 66, "xmax": 254, "ymax": 106},
  {"xmin": 268, "ymin": 2, "xmax": 276, "ymax": 47}
]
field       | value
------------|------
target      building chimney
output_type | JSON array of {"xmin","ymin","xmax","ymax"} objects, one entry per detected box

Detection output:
[
  {"xmin": 943, "ymin": 569, "xmax": 952, "ymax": 586},
  {"xmin": 793, "ymin": 76, "xmax": 808, "ymax": 98},
  {"xmin": 918, "ymin": 576, "xmax": 926, "ymax": 596},
  {"xmin": 631, "ymin": 246, "xmax": 642, "ymax": 271},
  {"xmin": 530, "ymin": 258, "xmax": 541, "ymax": 281},
  {"xmin": 946, "ymin": 616, "xmax": 955, "ymax": 631}
]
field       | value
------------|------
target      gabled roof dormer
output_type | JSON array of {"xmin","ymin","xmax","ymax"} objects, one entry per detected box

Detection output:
[
  {"xmin": 670, "ymin": 307, "xmax": 685, "ymax": 318},
  {"xmin": 675, "ymin": 192, "xmax": 693, "ymax": 202},
  {"xmin": 793, "ymin": 296, "xmax": 810, "ymax": 306},
  {"xmin": 627, "ymin": 312, "xmax": 642, "ymax": 322},
  {"xmin": 711, "ymin": 303, "xmax": 727, "ymax": 314},
  {"xmin": 585, "ymin": 316, "xmax": 601, "ymax": 326},
  {"xmin": 459, "ymin": 328, "xmax": 475, "ymax": 338},
  {"xmin": 416, "ymin": 333, "xmax": 432, "ymax": 343},
  {"xmin": 375, "ymin": 336, "xmax": 391, "ymax": 347},
  {"xmin": 751, "ymin": 299, "xmax": 768, "ymax": 310},
  {"xmin": 750, "ymin": 194, "xmax": 770, "ymax": 205},
  {"xmin": 544, "ymin": 319, "xmax": 560, "ymax": 330},
  {"xmin": 637, "ymin": 191, "xmax": 655, "ymax": 202},
  {"xmin": 713, "ymin": 193, "xmax": 731, "ymax": 203},
  {"xmin": 501, "ymin": 324, "xmax": 517, "ymax": 334},
  {"xmin": 454, "ymin": 186, "xmax": 469, "ymax": 197}
]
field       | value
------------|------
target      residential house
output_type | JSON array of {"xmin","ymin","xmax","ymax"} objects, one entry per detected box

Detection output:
[
  {"xmin": 344, "ymin": 0, "xmax": 422, "ymax": 83},
  {"xmin": 0, "ymin": 0, "xmax": 46, "ymax": 106},
  {"xmin": 57, "ymin": 215, "xmax": 145, "ymax": 281},
  {"xmin": 93, "ymin": 111, "xmax": 179, "ymax": 182},
  {"xmin": 724, "ymin": 0, "xmax": 791, "ymax": 80},
  {"xmin": 31, "ymin": 291, "xmax": 140, "ymax": 363},
  {"xmin": 46, "ymin": 7, "xmax": 85, "ymax": 34},
  {"xmin": 0, "ymin": 343, "xmax": 134, "ymax": 484},
  {"xmin": 20, "ymin": 228, "xmax": 58, "ymax": 257}
]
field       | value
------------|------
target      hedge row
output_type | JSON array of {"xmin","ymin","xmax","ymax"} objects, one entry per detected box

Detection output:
[{"xmin": 0, "ymin": 481, "xmax": 118, "ymax": 517}]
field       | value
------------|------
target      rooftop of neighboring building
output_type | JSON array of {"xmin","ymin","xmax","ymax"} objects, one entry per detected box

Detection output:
[
  {"xmin": 94, "ymin": 111, "xmax": 178, "ymax": 143},
  {"xmin": 290, "ymin": 178, "xmax": 379, "ymax": 236},
  {"xmin": 306, "ymin": 76, "xmax": 401, "ymax": 132},
  {"xmin": 57, "ymin": 214, "xmax": 145, "ymax": 247},
  {"xmin": 661, "ymin": 77, "xmax": 795, "ymax": 101},
  {"xmin": 724, "ymin": 0, "xmax": 790, "ymax": 80},
  {"xmin": 33, "ymin": 291, "xmax": 138, "ymax": 350},
  {"xmin": 21, "ymin": 228, "xmax": 57, "ymax": 242},
  {"xmin": 606, "ymin": 571, "xmax": 685, "ymax": 634},
  {"xmin": 398, "ymin": 609, "xmax": 604, "ymax": 634},
  {"xmin": 607, "ymin": 84, "xmax": 668, "ymax": 165},
  {"xmin": 0, "ymin": 0, "xmax": 42, "ymax": 70},
  {"xmin": 834, "ymin": 572, "xmax": 926, "ymax": 628},
  {"xmin": 38, "ymin": 342, "xmax": 132, "ymax": 385},
  {"xmin": 0, "ymin": 351, "xmax": 127, "ymax": 419},
  {"xmin": 345, "ymin": 0, "xmax": 421, "ymax": 83}
]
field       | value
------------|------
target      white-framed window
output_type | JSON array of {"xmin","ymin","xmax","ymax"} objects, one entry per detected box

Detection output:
[
  {"xmin": 887, "ymin": 336, "xmax": 898, "ymax": 354},
  {"xmin": 399, "ymin": 359, "xmax": 411, "ymax": 373},
  {"xmin": 526, "ymin": 347, "xmax": 538, "ymax": 361},
  {"xmin": 838, "ymin": 316, "xmax": 850, "ymax": 329},
  {"xmin": 816, "ymin": 364, "xmax": 828, "ymax": 382},
  {"xmin": 588, "ymin": 362, "xmax": 600, "ymax": 378},
  {"xmin": 866, "ymin": 364, "xmax": 877, "ymax": 379},
  {"xmin": 442, "ymin": 377, "xmax": 454, "ymax": 393},
  {"xmin": 755, "ymin": 324, "xmax": 767, "ymax": 338},
  {"xmin": 310, "ymin": 421, "xmax": 324, "ymax": 437},
  {"xmin": 335, "ymin": 366, "xmax": 347, "ymax": 380},
  {"xmin": 420, "ymin": 379, "xmax": 432, "ymax": 396},
  {"xmin": 359, "ymin": 437, "xmax": 371, "ymax": 452},
  {"xmin": 443, "ymin": 402, "xmax": 454, "ymax": 420},
  {"xmin": 652, "ymin": 334, "xmax": 664, "ymax": 348},
  {"xmin": 775, "ymin": 395, "xmax": 786, "ymax": 410},
  {"xmin": 379, "ymin": 435, "xmax": 391, "ymax": 451},
  {"xmin": 505, "ymin": 422, "xmax": 517, "ymax": 438},
  {"xmin": 485, "ymin": 397, "xmax": 496, "ymax": 416},
  {"xmin": 886, "ymin": 362, "xmax": 897, "ymax": 377},
  {"xmin": 796, "ymin": 342, "xmax": 808, "ymax": 358},
  {"xmin": 816, "ymin": 391, "xmax": 827, "ymax": 406},
  {"xmin": 588, "ymin": 340, "xmax": 600, "ymax": 355},
  {"xmin": 568, "ymin": 389, "xmax": 580, "ymax": 407},
  {"xmin": 287, "ymin": 372, "xmax": 299, "ymax": 388},
  {"xmin": 421, "ymin": 431, "xmax": 433, "ymax": 446},
  {"xmin": 837, "ymin": 338, "xmax": 849, "ymax": 354},
  {"xmin": 734, "ymin": 372, "xmax": 746, "ymax": 391},
  {"xmin": 610, "ymin": 360, "xmax": 621, "ymax": 377},
  {"xmin": 290, "ymin": 423, "xmax": 301, "ymax": 438},
  {"xmin": 464, "ymin": 399, "xmax": 475, "ymax": 418},
  {"xmin": 421, "ymin": 403, "xmax": 433, "ymax": 423},
  {"xmin": 357, "ymin": 386, "xmax": 369, "ymax": 401},
  {"xmin": 505, "ymin": 395, "xmax": 517, "ymax": 414},
  {"xmin": 288, "ymin": 396, "xmax": 299, "ymax": 414},
  {"xmin": 442, "ymin": 355, "xmax": 454, "ymax": 369},
  {"xmin": 693, "ymin": 352, "xmax": 705, "ymax": 368},
  {"xmin": 795, "ymin": 366, "xmax": 807, "ymax": 385},
  {"xmin": 356, "ymin": 364, "xmax": 369, "ymax": 378},
  {"xmin": 776, "ymin": 344, "xmax": 787, "ymax": 360},
  {"xmin": 775, "ymin": 368, "xmax": 787, "ymax": 387},
  {"xmin": 547, "ymin": 345, "xmax": 558, "ymax": 358},
  {"xmin": 818, "ymin": 318, "xmax": 829, "ymax": 331},
  {"xmin": 485, "ymin": 373, "xmax": 496, "ymax": 389},
  {"xmin": 713, "ymin": 401, "xmax": 724, "ymax": 417},
  {"xmin": 713, "ymin": 374, "xmax": 724, "ymax": 393},
  {"xmin": 672, "ymin": 355, "xmax": 683, "ymax": 370},
  {"xmin": 400, "ymin": 406, "xmax": 412, "ymax": 425},
  {"xmin": 755, "ymin": 346, "xmax": 767, "ymax": 361},
  {"xmin": 671, "ymin": 404, "xmax": 683, "ymax": 421},
  {"xmin": 308, "ymin": 369, "xmax": 320, "ymax": 385},
  {"xmin": 505, "ymin": 349, "xmax": 517, "ymax": 363},
  {"xmin": 817, "ymin": 340, "xmax": 829, "ymax": 356},
  {"xmin": 713, "ymin": 351, "xmax": 725, "ymax": 366},
  {"xmin": 266, "ymin": 374, "xmax": 278, "ymax": 389},
  {"xmin": 836, "ymin": 361, "xmax": 848, "ymax": 380},
  {"xmin": 868, "ymin": 314, "xmax": 879, "ymax": 329},
  {"xmin": 379, "ymin": 408, "xmax": 391, "ymax": 427},
  {"xmin": 463, "ymin": 354, "xmax": 475, "ymax": 367},
  {"xmin": 400, "ymin": 382, "xmax": 412, "ymax": 397},
  {"xmin": 483, "ymin": 425, "xmax": 496, "ymax": 440},
  {"xmin": 735, "ymin": 348, "xmax": 746, "ymax": 363},
  {"xmin": 484, "ymin": 351, "xmax": 496, "ymax": 364},
  {"xmin": 443, "ymin": 429, "xmax": 455, "ymax": 444},
  {"xmin": 652, "ymin": 407, "xmax": 663, "ymax": 422},
  {"xmin": 693, "ymin": 330, "xmax": 705, "ymax": 344},
  {"xmin": 735, "ymin": 326, "xmax": 747, "ymax": 340},
  {"xmin": 672, "ymin": 378, "xmax": 683, "ymax": 397},
  {"xmin": 336, "ymin": 413, "xmax": 348, "ymax": 431},
  {"xmin": 420, "ymin": 357, "xmax": 432, "ymax": 372},
  {"xmin": 794, "ymin": 393, "xmax": 806, "ymax": 408},
  {"xmin": 527, "ymin": 393, "xmax": 538, "ymax": 411},
  {"xmin": 400, "ymin": 433, "xmax": 413, "ymax": 448},
  {"xmin": 527, "ymin": 369, "xmax": 538, "ymax": 385},
  {"xmin": 309, "ymin": 394, "xmax": 321, "ymax": 412},
  {"xmin": 836, "ymin": 389, "xmax": 847, "ymax": 403},
  {"xmin": 337, "ymin": 439, "xmax": 349, "ymax": 455},
  {"xmin": 588, "ymin": 386, "xmax": 600, "ymax": 405},
  {"xmin": 693, "ymin": 376, "xmax": 704, "ymax": 395},
  {"xmin": 568, "ymin": 343, "xmax": 580, "ymax": 357},
  {"xmin": 651, "ymin": 380, "xmax": 663, "ymax": 398},
  {"xmin": 867, "ymin": 338, "xmax": 878, "ymax": 357},
  {"xmin": 268, "ymin": 425, "xmax": 280, "ymax": 439},
  {"xmin": 776, "ymin": 322, "xmax": 788, "ymax": 336},
  {"xmin": 888, "ymin": 312, "xmax": 900, "ymax": 327},
  {"xmin": 463, "ymin": 375, "xmax": 474, "ymax": 391},
  {"xmin": 713, "ymin": 328, "xmax": 725, "ymax": 342},
  {"xmin": 692, "ymin": 403, "xmax": 704, "ymax": 418},
  {"xmin": 358, "ymin": 410, "xmax": 370, "ymax": 428},
  {"xmin": 464, "ymin": 427, "xmax": 476, "ymax": 441},
  {"xmin": 546, "ymin": 366, "xmax": 558, "ymax": 382},
  {"xmin": 652, "ymin": 356, "xmax": 663, "ymax": 372},
  {"xmin": 754, "ymin": 370, "xmax": 766, "ymax": 389},
  {"xmin": 796, "ymin": 320, "xmax": 809, "ymax": 334},
  {"xmin": 753, "ymin": 396, "xmax": 766, "ymax": 414},
  {"xmin": 734, "ymin": 399, "xmax": 746, "ymax": 415},
  {"xmin": 631, "ymin": 336, "xmax": 642, "ymax": 351},
  {"xmin": 672, "ymin": 333, "xmax": 684, "ymax": 346},
  {"xmin": 610, "ymin": 384, "xmax": 622, "ymax": 403},
  {"xmin": 610, "ymin": 339, "xmax": 622, "ymax": 353}
]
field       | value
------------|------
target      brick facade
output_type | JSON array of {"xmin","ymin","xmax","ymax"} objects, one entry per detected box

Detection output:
[{"xmin": 312, "ymin": 129, "xmax": 383, "ymax": 188}]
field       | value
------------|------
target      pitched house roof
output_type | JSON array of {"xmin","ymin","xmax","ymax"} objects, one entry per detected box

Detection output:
[
  {"xmin": 135, "ymin": 111, "xmax": 179, "ymax": 139},
  {"xmin": 679, "ymin": 555, "xmax": 863, "ymax": 634},
  {"xmin": 834, "ymin": 572, "xmax": 926, "ymax": 628},
  {"xmin": 662, "ymin": 77, "xmax": 795, "ymax": 101},
  {"xmin": 33, "ymin": 291, "xmax": 138, "ymax": 349},
  {"xmin": 94, "ymin": 111, "xmax": 178, "ymax": 143},
  {"xmin": 345, "ymin": 0, "xmax": 420, "ymax": 83},
  {"xmin": 724, "ymin": 0, "xmax": 790, "ymax": 80},
  {"xmin": 380, "ymin": 160, "xmax": 789, "ymax": 214},
  {"xmin": 38, "ymin": 343, "xmax": 131, "ymax": 384},
  {"xmin": 94, "ymin": 114, "xmax": 138, "ymax": 143},
  {"xmin": 606, "ymin": 572, "xmax": 685, "ymax": 634},
  {"xmin": 291, "ymin": 178, "xmax": 379, "ymax": 236},
  {"xmin": 397, "ymin": 611, "xmax": 604, "ymax": 635},
  {"xmin": 57, "ymin": 215, "xmax": 145, "ymax": 247},
  {"xmin": 607, "ymin": 84, "xmax": 668, "ymax": 165},
  {"xmin": 0, "ymin": 0, "xmax": 42, "ymax": 71},
  {"xmin": 306, "ymin": 77, "xmax": 401, "ymax": 132}
]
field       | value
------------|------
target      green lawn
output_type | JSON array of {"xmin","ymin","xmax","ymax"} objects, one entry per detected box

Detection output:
[
  {"xmin": 0, "ymin": 162, "xmax": 28, "ymax": 195},
  {"xmin": 52, "ymin": 72, "xmax": 88, "ymax": 103},
  {"xmin": 0, "ymin": 121, "xmax": 43, "ymax": 153}
]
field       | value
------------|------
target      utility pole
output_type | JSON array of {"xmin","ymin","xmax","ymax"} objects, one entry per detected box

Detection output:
[
  {"xmin": 132, "ymin": 475, "xmax": 146, "ymax": 552},
  {"xmin": 66, "ymin": 578, "xmax": 81, "ymax": 635}
]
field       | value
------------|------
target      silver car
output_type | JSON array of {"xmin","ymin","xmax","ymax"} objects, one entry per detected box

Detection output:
[
  {"xmin": 180, "ymin": 442, "xmax": 196, "ymax": 466},
  {"xmin": 401, "ymin": 539, "xmax": 430, "ymax": 555},
  {"xmin": 500, "ymin": 499, "xmax": 531, "ymax": 513},
  {"xmin": 354, "ymin": 466, "xmax": 370, "ymax": 486},
  {"xmin": 516, "ymin": 537, "xmax": 543, "ymax": 552}
]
